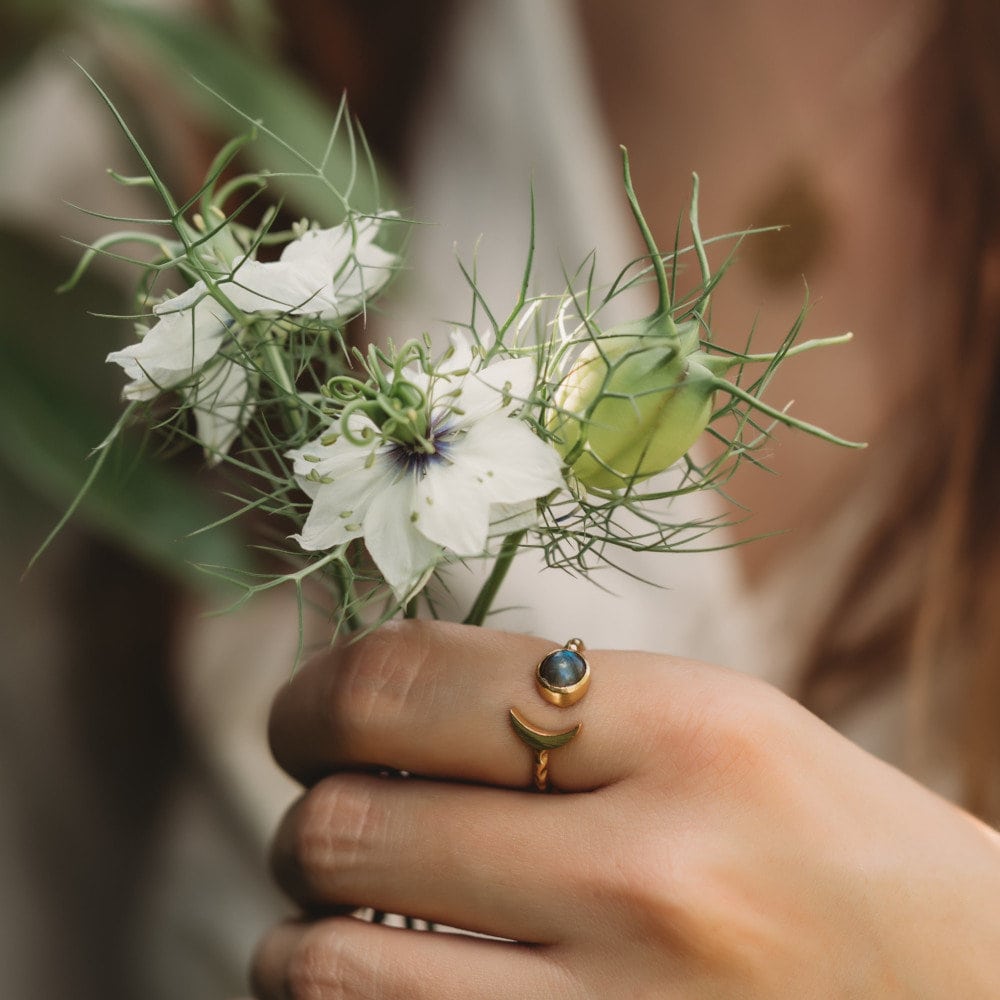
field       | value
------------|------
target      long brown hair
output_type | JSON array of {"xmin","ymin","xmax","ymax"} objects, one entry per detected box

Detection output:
[{"xmin": 800, "ymin": 0, "xmax": 1000, "ymax": 821}]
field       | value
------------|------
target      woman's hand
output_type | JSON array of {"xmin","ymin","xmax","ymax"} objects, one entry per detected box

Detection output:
[{"xmin": 251, "ymin": 620, "xmax": 1000, "ymax": 998}]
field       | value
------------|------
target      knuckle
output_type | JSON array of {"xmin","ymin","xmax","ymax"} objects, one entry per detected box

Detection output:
[
  {"xmin": 248, "ymin": 923, "xmax": 332, "ymax": 1000},
  {"xmin": 283, "ymin": 924, "xmax": 352, "ymax": 1000},
  {"xmin": 275, "ymin": 776, "xmax": 380, "ymax": 905},
  {"xmin": 327, "ymin": 621, "xmax": 428, "ymax": 748},
  {"xmin": 668, "ymin": 672, "xmax": 787, "ymax": 791}
]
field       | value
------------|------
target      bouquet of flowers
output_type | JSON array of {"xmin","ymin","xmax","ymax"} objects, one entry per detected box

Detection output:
[{"xmin": 41, "ymin": 75, "xmax": 859, "ymax": 654}]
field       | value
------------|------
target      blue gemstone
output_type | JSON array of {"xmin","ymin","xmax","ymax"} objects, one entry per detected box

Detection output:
[{"xmin": 538, "ymin": 648, "xmax": 586, "ymax": 688}]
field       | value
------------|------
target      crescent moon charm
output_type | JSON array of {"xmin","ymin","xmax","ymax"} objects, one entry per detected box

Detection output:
[
  {"xmin": 508, "ymin": 707, "xmax": 582, "ymax": 751},
  {"xmin": 508, "ymin": 707, "xmax": 582, "ymax": 791}
]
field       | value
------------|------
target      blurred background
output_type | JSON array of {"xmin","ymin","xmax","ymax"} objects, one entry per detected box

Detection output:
[
  {"xmin": 3, "ymin": 1, "xmax": 994, "ymax": 998},
  {"xmin": 0, "ymin": 2, "xmax": 457, "ymax": 996}
]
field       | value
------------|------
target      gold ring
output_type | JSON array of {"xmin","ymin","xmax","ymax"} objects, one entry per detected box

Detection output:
[{"xmin": 509, "ymin": 638, "xmax": 589, "ymax": 791}]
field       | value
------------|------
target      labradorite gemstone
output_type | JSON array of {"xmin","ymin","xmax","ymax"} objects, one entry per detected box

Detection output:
[{"xmin": 538, "ymin": 648, "xmax": 586, "ymax": 688}]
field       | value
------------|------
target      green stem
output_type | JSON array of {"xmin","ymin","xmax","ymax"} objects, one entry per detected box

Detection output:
[
  {"xmin": 330, "ymin": 558, "xmax": 362, "ymax": 633},
  {"xmin": 688, "ymin": 173, "xmax": 713, "ymax": 317},
  {"xmin": 25, "ymin": 401, "xmax": 139, "ymax": 577},
  {"xmin": 463, "ymin": 530, "xmax": 527, "ymax": 626},
  {"xmin": 733, "ymin": 332, "xmax": 854, "ymax": 366},
  {"xmin": 260, "ymin": 332, "xmax": 303, "ymax": 433},
  {"xmin": 715, "ymin": 377, "xmax": 866, "ymax": 449},
  {"xmin": 620, "ymin": 146, "xmax": 671, "ymax": 317}
]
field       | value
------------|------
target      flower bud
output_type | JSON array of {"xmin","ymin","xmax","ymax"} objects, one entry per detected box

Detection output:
[{"xmin": 550, "ymin": 319, "xmax": 717, "ymax": 490}]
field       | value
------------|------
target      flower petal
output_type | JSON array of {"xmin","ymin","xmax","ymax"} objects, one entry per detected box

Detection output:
[
  {"xmin": 288, "ymin": 423, "xmax": 383, "ymax": 484},
  {"xmin": 362, "ymin": 475, "xmax": 441, "ymax": 598},
  {"xmin": 280, "ymin": 215, "xmax": 397, "ymax": 322},
  {"xmin": 291, "ymin": 449, "xmax": 388, "ymax": 548},
  {"xmin": 108, "ymin": 289, "xmax": 231, "ymax": 399},
  {"xmin": 153, "ymin": 281, "xmax": 215, "ymax": 315},
  {"xmin": 280, "ymin": 218, "xmax": 355, "ymax": 268},
  {"xmin": 413, "ymin": 462, "xmax": 494, "ymax": 556},
  {"xmin": 411, "ymin": 417, "xmax": 561, "ymax": 555},
  {"xmin": 225, "ymin": 259, "xmax": 332, "ymax": 315},
  {"xmin": 473, "ymin": 355, "xmax": 536, "ymax": 401},
  {"xmin": 205, "ymin": 214, "xmax": 398, "ymax": 324},
  {"xmin": 436, "ymin": 330, "xmax": 475, "ymax": 375},
  {"xmin": 452, "ymin": 356, "xmax": 537, "ymax": 425},
  {"xmin": 451, "ymin": 415, "xmax": 565, "ymax": 504},
  {"xmin": 488, "ymin": 500, "xmax": 541, "ymax": 536},
  {"xmin": 294, "ymin": 499, "xmax": 361, "ymax": 552},
  {"xmin": 187, "ymin": 358, "xmax": 255, "ymax": 463}
]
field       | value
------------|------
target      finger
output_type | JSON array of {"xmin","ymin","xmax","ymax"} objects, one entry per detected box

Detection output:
[
  {"xmin": 269, "ymin": 619, "xmax": 690, "ymax": 791},
  {"xmin": 251, "ymin": 916, "xmax": 577, "ymax": 1000},
  {"xmin": 271, "ymin": 771, "xmax": 613, "ymax": 942}
]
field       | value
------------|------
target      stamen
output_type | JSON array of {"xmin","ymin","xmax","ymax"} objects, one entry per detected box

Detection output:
[{"xmin": 386, "ymin": 419, "xmax": 457, "ymax": 475}]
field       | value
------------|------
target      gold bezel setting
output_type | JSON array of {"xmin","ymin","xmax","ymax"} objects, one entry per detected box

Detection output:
[{"xmin": 535, "ymin": 638, "xmax": 590, "ymax": 707}]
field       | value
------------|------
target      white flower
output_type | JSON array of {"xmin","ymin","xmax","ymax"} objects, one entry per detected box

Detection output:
[
  {"xmin": 286, "ymin": 336, "xmax": 565, "ymax": 600},
  {"xmin": 105, "ymin": 213, "xmax": 397, "ymax": 462},
  {"xmin": 186, "ymin": 355, "xmax": 255, "ymax": 461},
  {"xmin": 107, "ymin": 283, "xmax": 231, "ymax": 403},
  {"xmin": 106, "ymin": 284, "xmax": 245, "ymax": 462},
  {"xmin": 228, "ymin": 213, "xmax": 397, "ymax": 320}
]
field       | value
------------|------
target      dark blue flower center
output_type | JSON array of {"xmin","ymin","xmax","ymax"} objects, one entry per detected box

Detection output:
[{"xmin": 386, "ymin": 417, "xmax": 456, "ymax": 476}]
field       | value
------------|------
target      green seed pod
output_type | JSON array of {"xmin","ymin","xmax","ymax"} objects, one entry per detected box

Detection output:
[{"xmin": 550, "ymin": 319, "xmax": 716, "ymax": 491}]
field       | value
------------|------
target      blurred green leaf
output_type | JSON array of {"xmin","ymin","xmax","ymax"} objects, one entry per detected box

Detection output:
[
  {"xmin": 0, "ymin": 0, "xmax": 393, "ymax": 589},
  {"xmin": 0, "ymin": 227, "xmax": 253, "ymax": 589},
  {"xmin": 90, "ymin": 0, "xmax": 395, "ymax": 223}
]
